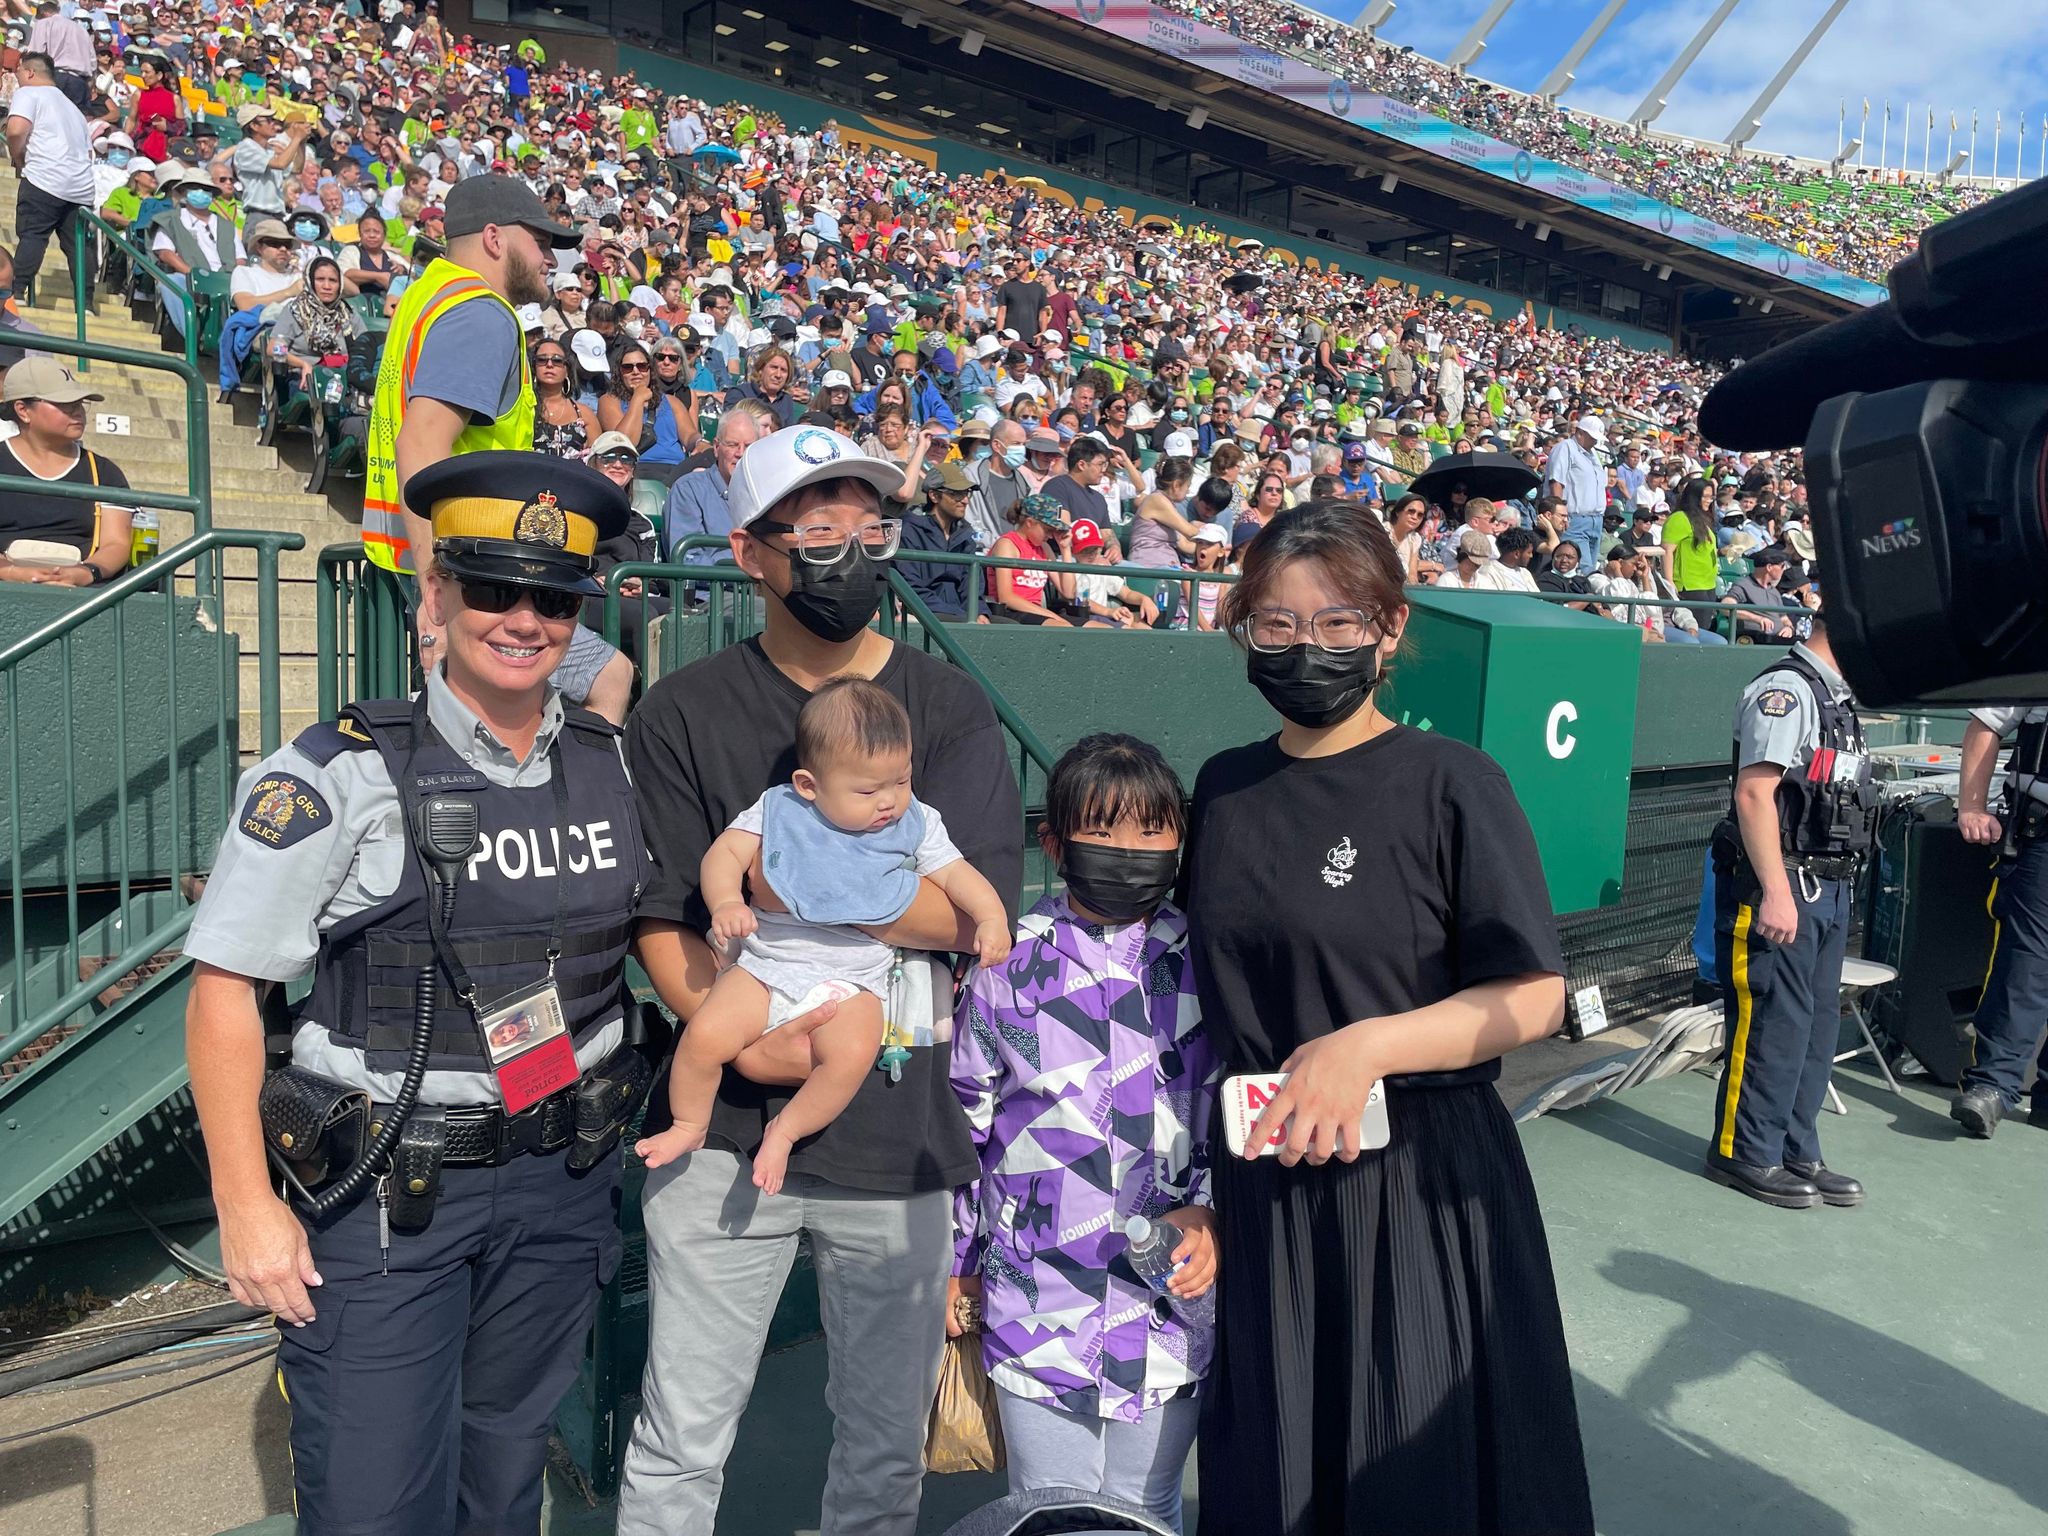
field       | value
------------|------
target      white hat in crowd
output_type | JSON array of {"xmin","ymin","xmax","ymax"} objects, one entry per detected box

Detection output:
[{"xmin": 728, "ymin": 424, "xmax": 904, "ymax": 530}]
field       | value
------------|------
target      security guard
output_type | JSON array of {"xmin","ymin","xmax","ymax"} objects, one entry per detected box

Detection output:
[
  {"xmin": 1953, "ymin": 706, "xmax": 2048, "ymax": 1136},
  {"xmin": 1706, "ymin": 610, "xmax": 1879, "ymax": 1209},
  {"xmin": 185, "ymin": 451, "xmax": 649, "ymax": 1535}
]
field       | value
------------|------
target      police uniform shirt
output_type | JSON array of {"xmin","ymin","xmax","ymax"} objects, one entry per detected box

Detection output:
[
  {"xmin": 1735, "ymin": 641, "xmax": 1850, "ymax": 777},
  {"xmin": 1970, "ymin": 705, "xmax": 2048, "ymax": 807},
  {"xmin": 185, "ymin": 667, "xmax": 628, "ymax": 1105}
]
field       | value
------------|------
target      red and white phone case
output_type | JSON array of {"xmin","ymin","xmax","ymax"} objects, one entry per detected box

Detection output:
[{"xmin": 1221, "ymin": 1072, "xmax": 1390, "ymax": 1158}]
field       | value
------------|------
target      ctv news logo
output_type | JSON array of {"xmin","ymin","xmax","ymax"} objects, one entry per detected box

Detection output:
[{"xmin": 1861, "ymin": 517, "xmax": 1923, "ymax": 557}]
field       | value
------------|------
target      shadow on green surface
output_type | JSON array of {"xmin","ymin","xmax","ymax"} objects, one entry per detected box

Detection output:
[{"xmin": 1606, "ymin": 1249, "xmax": 2048, "ymax": 1517}]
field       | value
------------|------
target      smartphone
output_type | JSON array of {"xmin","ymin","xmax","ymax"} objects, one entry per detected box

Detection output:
[{"xmin": 1221, "ymin": 1072, "xmax": 1390, "ymax": 1159}]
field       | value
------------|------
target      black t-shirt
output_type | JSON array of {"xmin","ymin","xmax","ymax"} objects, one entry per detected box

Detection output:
[
  {"xmin": 0, "ymin": 443, "xmax": 130, "ymax": 558},
  {"xmin": 1038, "ymin": 472, "xmax": 1110, "ymax": 527},
  {"xmin": 995, "ymin": 278, "xmax": 1048, "ymax": 337},
  {"xmin": 1182, "ymin": 726, "xmax": 1563, "ymax": 1089},
  {"xmin": 1536, "ymin": 567, "xmax": 1591, "ymax": 595},
  {"xmin": 625, "ymin": 636, "xmax": 1023, "ymax": 1192}
]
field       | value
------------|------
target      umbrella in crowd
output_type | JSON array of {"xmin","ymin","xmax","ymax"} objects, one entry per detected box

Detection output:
[{"xmin": 1404, "ymin": 452, "xmax": 1542, "ymax": 507}]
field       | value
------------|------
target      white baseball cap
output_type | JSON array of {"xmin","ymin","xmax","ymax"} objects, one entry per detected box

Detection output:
[
  {"xmin": 727, "ymin": 424, "xmax": 906, "ymax": 530},
  {"xmin": 1161, "ymin": 429, "xmax": 1196, "ymax": 458},
  {"xmin": 819, "ymin": 368, "xmax": 853, "ymax": 390},
  {"xmin": 516, "ymin": 302, "xmax": 544, "ymax": 331},
  {"xmin": 1192, "ymin": 522, "xmax": 1229, "ymax": 546},
  {"xmin": 569, "ymin": 329, "xmax": 609, "ymax": 371},
  {"xmin": 1574, "ymin": 414, "xmax": 1606, "ymax": 442}
]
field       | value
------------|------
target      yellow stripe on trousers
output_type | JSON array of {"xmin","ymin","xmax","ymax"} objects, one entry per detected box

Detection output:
[
  {"xmin": 1718, "ymin": 904, "xmax": 1757, "ymax": 1159},
  {"xmin": 1969, "ymin": 873, "xmax": 2003, "ymax": 1069}
]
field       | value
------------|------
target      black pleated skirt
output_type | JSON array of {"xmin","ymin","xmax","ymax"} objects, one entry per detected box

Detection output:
[{"xmin": 1196, "ymin": 1082, "xmax": 1594, "ymax": 1536}]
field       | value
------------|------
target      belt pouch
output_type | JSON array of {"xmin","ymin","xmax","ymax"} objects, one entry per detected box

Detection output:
[
  {"xmin": 567, "ymin": 1043, "xmax": 653, "ymax": 1172},
  {"xmin": 259, "ymin": 1066, "xmax": 370, "ymax": 1203},
  {"xmin": 385, "ymin": 1107, "xmax": 447, "ymax": 1231}
]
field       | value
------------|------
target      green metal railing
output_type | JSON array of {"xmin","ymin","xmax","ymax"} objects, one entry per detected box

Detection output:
[
  {"xmin": 2, "ymin": 527, "xmax": 303, "ymax": 1058},
  {"xmin": 72, "ymin": 208, "xmax": 202, "ymax": 374},
  {"xmin": 315, "ymin": 543, "xmax": 419, "ymax": 719}
]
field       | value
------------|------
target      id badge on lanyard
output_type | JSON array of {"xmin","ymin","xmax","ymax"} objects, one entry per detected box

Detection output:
[{"xmin": 473, "ymin": 975, "xmax": 580, "ymax": 1115}]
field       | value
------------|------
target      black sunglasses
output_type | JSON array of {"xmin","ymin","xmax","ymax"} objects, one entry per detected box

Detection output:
[
  {"xmin": 459, "ymin": 580, "xmax": 582, "ymax": 621},
  {"xmin": 533, "ymin": 353, "xmax": 568, "ymax": 365}
]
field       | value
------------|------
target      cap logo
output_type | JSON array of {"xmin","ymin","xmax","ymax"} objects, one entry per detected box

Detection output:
[
  {"xmin": 514, "ymin": 489, "xmax": 569, "ymax": 549},
  {"xmin": 791, "ymin": 428, "xmax": 841, "ymax": 466}
]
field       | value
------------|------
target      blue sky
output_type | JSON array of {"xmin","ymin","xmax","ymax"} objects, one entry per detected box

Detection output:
[{"xmin": 1306, "ymin": 0, "xmax": 2048, "ymax": 175}]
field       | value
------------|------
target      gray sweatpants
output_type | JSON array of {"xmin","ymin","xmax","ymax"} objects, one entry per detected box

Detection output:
[{"xmin": 615, "ymin": 1147, "xmax": 952, "ymax": 1536}]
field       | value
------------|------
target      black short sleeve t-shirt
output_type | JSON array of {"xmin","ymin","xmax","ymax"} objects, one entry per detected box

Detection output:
[
  {"xmin": 625, "ymin": 636, "xmax": 1024, "ymax": 1191},
  {"xmin": 0, "ymin": 443, "xmax": 131, "ymax": 557},
  {"xmin": 995, "ymin": 278, "xmax": 1048, "ymax": 337},
  {"xmin": 1183, "ymin": 726, "xmax": 1563, "ymax": 1089}
]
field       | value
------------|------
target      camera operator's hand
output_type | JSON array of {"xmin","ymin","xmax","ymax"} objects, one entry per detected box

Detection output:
[{"xmin": 1961, "ymin": 809, "xmax": 2004, "ymax": 845}]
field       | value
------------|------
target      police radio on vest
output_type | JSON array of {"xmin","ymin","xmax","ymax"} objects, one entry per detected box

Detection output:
[{"xmin": 467, "ymin": 821, "xmax": 617, "ymax": 880}]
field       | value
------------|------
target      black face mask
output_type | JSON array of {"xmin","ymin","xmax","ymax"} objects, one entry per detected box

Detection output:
[
  {"xmin": 1246, "ymin": 643, "xmax": 1379, "ymax": 728},
  {"xmin": 780, "ymin": 543, "xmax": 888, "ymax": 642},
  {"xmin": 1059, "ymin": 841, "xmax": 1180, "ymax": 925}
]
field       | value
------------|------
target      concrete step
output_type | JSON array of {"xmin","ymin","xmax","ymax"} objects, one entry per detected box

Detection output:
[{"xmin": 237, "ymin": 652, "xmax": 323, "ymax": 712}]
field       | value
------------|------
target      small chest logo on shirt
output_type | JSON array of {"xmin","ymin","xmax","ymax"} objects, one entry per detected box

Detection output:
[{"xmin": 1321, "ymin": 836, "xmax": 1357, "ymax": 888}]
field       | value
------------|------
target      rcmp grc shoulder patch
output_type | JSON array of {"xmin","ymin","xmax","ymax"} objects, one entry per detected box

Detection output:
[
  {"xmin": 239, "ymin": 773, "xmax": 332, "ymax": 848},
  {"xmin": 1757, "ymin": 687, "xmax": 1799, "ymax": 718}
]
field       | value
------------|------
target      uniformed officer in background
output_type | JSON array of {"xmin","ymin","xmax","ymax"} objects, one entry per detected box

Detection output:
[
  {"xmin": 1953, "ymin": 706, "xmax": 2048, "ymax": 1136},
  {"xmin": 184, "ymin": 451, "xmax": 646, "ymax": 1535},
  {"xmin": 1706, "ymin": 609, "xmax": 1879, "ymax": 1209}
]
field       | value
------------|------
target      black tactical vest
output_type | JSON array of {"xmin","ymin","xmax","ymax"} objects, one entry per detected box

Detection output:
[
  {"xmin": 299, "ymin": 697, "xmax": 643, "ymax": 1076},
  {"xmin": 1751, "ymin": 650, "xmax": 1879, "ymax": 859}
]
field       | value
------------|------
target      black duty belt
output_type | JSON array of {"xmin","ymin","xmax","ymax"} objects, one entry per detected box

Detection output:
[
  {"xmin": 1786, "ymin": 853, "xmax": 1860, "ymax": 881},
  {"xmin": 372, "ymin": 1087, "xmax": 577, "ymax": 1166}
]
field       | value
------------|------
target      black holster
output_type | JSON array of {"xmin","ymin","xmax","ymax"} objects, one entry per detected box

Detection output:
[
  {"xmin": 565, "ymin": 998, "xmax": 673, "ymax": 1172},
  {"xmin": 385, "ymin": 1107, "xmax": 447, "ymax": 1230},
  {"xmin": 259, "ymin": 1065, "xmax": 370, "ymax": 1205}
]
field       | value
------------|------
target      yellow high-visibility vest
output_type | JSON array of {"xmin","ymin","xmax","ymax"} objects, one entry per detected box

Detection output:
[{"xmin": 363, "ymin": 258, "xmax": 534, "ymax": 573}]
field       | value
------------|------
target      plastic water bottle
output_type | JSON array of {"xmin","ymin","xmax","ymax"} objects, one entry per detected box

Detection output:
[
  {"xmin": 129, "ymin": 508, "xmax": 159, "ymax": 566},
  {"xmin": 1123, "ymin": 1216, "xmax": 1214, "ymax": 1329}
]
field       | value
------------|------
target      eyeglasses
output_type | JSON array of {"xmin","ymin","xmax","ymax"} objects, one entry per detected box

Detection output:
[
  {"xmin": 751, "ymin": 517, "xmax": 902, "ymax": 565},
  {"xmin": 593, "ymin": 450, "xmax": 638, "ymax": 468},
  {"xmin": 619, "ymin": 361, "xmax": 651, "ymax": 373},
  {"xmin": 534, "ymin": 353, "xmax": 567, "ymax": 366},
  {"xmin": 1240, "ymin": 607, "xmax": 1378, "ymax": 654},
  {"xmin": 654, "ymin": 352, "xmax": 684, "ymax": 363},
  {"xmin": 459, "ymin": 580, "xmax": 582, "ymax": 621}
]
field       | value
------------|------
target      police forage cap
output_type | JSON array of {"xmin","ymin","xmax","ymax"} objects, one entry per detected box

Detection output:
[
  {"xmin": 727, "ymin": 425, "xmax": 906, "ymax": 531},
  {"xmin": 441, "ymin": 173, "xmax": 581, "ymax": 248},
  {"xmin": 408, "ymin": 451, "xmax": 631, "ymax": 596}
]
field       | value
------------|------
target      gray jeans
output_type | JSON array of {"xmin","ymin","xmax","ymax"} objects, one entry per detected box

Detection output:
[
  {"xmin": 996, "ymin": 1389, "xmax": 1199, "ymax": 1532},
  {"xmin": 615, "ymin": 1147, "xmax": 951, "ymax": 1536}
]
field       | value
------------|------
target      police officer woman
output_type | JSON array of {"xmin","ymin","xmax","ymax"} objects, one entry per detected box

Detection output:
[
  {"xmin": 184, "ymin": 452, "xmax": 643, "ymax": 1535},
  {"xmin": 1706, "ymin": 609, "xmax": 1879, "ymax": 1207},
  {"xmin": 1953, "ymin": 706, "xmax": 2048, "ymax": 1136}
]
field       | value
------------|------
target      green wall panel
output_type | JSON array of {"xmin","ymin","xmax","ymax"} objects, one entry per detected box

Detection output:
[{"xmin": 1, "ymin": 589, "xmax": 238, "ymax": 893}]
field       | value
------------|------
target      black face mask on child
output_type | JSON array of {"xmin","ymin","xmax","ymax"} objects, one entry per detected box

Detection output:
[{"xmin": 1058, "ymin": 842, "xmax": 1181, "ymax": 924}]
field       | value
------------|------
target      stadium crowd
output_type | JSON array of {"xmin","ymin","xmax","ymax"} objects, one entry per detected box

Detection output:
[
  {"xmin": 0, "ymin": 0, "xmax": 1818, "ymax": 639},
  {"xmin": 1158, "ymin": 0, "xmax": 1989, "ymax": 284}
]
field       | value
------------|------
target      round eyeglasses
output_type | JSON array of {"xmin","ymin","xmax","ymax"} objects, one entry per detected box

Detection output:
[
  {"xmin": 1239, "ymin": 607, "xmax": 1377, "ymax": 654},
  {"xmin": 751, "ymin": 517, "xmax": 902, "ymax": 565}
]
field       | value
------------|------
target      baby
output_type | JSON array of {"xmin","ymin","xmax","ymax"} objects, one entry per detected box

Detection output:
[{"xmin": 636, "ymin": 677, "xmax": 1013, "ymax": 1193}]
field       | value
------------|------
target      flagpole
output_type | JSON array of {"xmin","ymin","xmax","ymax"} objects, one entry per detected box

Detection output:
[
  {"xmin": 1946, "ymin": 112, "xmax": 1956, "ymax": 171},
  {"xmin": 1881, "ymin": 99, "xmax": 1891, "ymax": 170},
  {"xmin": 1924, "ymin": 107, "xmax": 1932, "ymax": 174},
  {"xmin": 1971, "ymin": 110, "xmax": 1979, "ymax": 178},
  {"xmin": 1993, "ymin": 109, "xmax": 2003, "ymax": 181},
  {"xmin": 1837, "ymin": 99, "xmax": 1845, "ymax": 158},
  {"xmin": 1859, "ymin": 98, "xmax": 1869, "ymax": 166}
]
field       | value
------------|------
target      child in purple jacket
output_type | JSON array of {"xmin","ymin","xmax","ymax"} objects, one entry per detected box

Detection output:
[{"xmin": 949, "ymin": 733, "xmax": 1222, "ymax": 1531}]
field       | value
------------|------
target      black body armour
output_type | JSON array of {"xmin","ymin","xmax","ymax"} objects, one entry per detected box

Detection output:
[
  {"xmin": 1749, "ymin": 650, "xmax": 1880, "ymax": 859},
  {"xmin": 298, "ymin": 698, "xmax": 644, "ymax": 1076}
]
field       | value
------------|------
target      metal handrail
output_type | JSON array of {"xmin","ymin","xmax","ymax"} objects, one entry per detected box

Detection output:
[
  {"xmin": 2, "ymin": 527, "xmax": 304, "ymax": 1056},
  {"xmin": 315, "ymin": 542, "xmax": 417, "ymax": 718},
  {"xmin": 73, "ymin": 207, "xmax": 200, "ymax": 374}
]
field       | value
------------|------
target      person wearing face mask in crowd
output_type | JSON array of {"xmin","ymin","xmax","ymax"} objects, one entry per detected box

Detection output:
[
  {"xmin": 148, "ymin": 165, "xmax": 243, "ymax": 340},
  {"xmin": 1182, "ymin": 500, "xmax": 1593, "ymax": 1536},
  {"xmin": 948, "ymin": 734, "xmax": 1219, "ymax": 1525},
  {"xmin": 965, "ymin": 416, "xmax": 1026, "ymax": 551},
  {"xmin": 617, "ymin": 423, "xmax": 1021, "ymax": 1536}
]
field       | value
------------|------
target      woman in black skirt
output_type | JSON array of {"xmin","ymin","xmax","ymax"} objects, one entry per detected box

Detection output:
[{"xmin": 1183, "ymin": 500, "xmax": 1594, "ymax": 1536}]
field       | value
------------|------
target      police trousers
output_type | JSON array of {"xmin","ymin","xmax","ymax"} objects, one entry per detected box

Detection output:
[
  {"xmin": 1963, "ymin": 833, "xmax": 2048, "ymax": 1107},
  {"xmin": 1712, "ymin": 869, "xmax": 1851, "ymax": 1168},
  {"xmin": 278, "ymin": 1147, "xmax": 622, "ymax": 1536}
]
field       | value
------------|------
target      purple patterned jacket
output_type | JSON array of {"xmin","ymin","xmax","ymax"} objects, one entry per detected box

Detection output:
[{"xmin": 950, "ymin": 895, "xmax": 1220, "ymax": 1423}]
